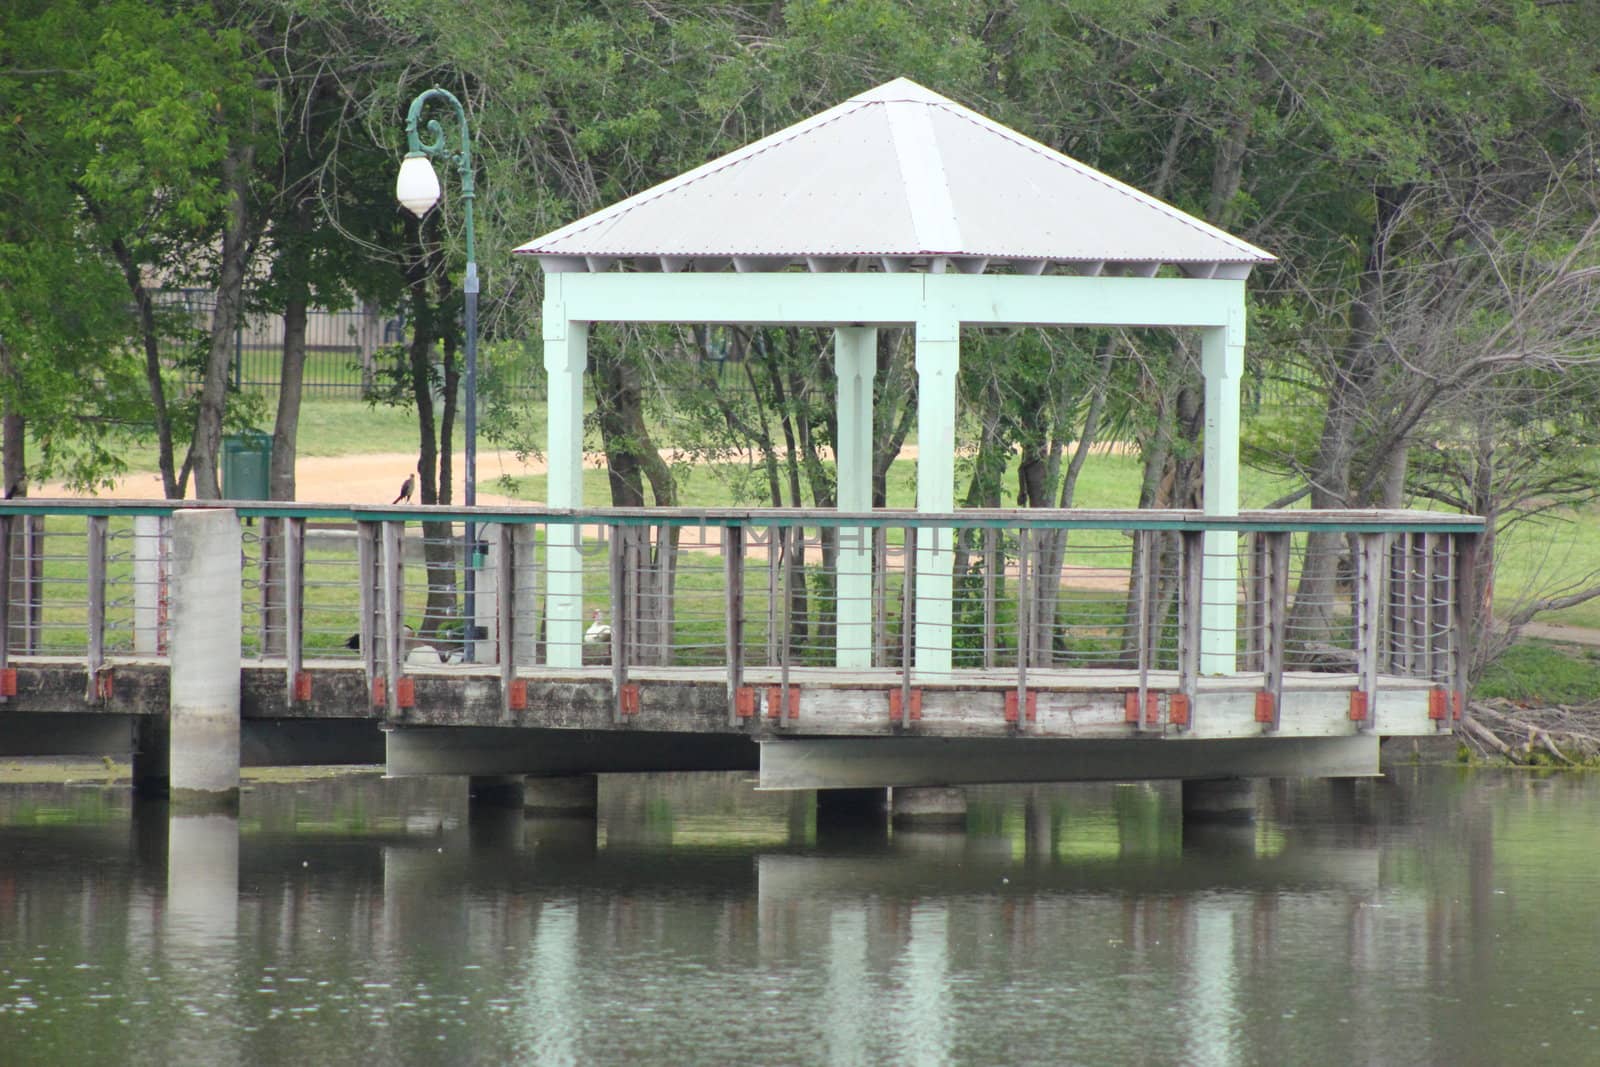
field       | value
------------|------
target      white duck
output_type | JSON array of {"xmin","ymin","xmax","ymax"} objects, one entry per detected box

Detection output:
[{"xmin": 584, "ymin": 609, "xmax": 612, "ymax": 644}]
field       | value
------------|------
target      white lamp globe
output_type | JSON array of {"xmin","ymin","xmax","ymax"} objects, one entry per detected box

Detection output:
[{"xmin": 396, "ymin": 153, "xmax": 442, "ymax": 218}]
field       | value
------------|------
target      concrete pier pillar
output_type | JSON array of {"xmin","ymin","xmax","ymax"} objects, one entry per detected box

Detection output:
[
  {"xmin": 522, "ymin": 774, "xmax": 599, "ymax": 816},
  {"xmin": 891, "ymin": 786, "xmax": 967, "ymax": 828},
  {"xmin": 1182, "ymin": 777, "xmax": 1257, "ymax": 823},
  {"xmin": 168, "ymin": 509, "xmax": 241, "ymax": 812}
]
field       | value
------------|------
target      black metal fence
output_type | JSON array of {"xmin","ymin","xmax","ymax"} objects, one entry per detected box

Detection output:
[{"xmin": 152, "ymin": 289, "xmax": 400, "ymax": 397}]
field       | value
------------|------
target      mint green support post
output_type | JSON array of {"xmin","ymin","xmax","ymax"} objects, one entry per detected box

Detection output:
[
  {"xmin": 544, "ymin": 284, "xmax": 588, "ymax": 667},
  {"xmin": 835, "ymin": 327, "xmax": 877, "ymax": 668},
  {"xmin": 914, "ymin": 316, "xmax": 959, "ymax": 676},
  {"xmin": 1199, "ymin": 294, "xmax": 1245, "ymax": 673}
]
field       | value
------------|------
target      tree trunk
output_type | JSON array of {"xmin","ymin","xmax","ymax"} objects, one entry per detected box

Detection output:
[
  {"xmin": 191, "ymin": 143, "xmax": 258, "ymax": 500},
  {"xmin": 592, "ymin": 328, "xmax": 681, "ymax": 664},
  {"xmin": 872, "ymin": 328, "xmax": 915, "ymax": 508},
  {"xmin": 101, "ymin": 232, "xmax": 182, "ymax": 498},
  {"xmin": 271, "ymin": 294, "xmax": 308, "ymax": 501},
  {"xmin": 2, "ymin": 339, "xmax": 24, "ymax": 500},
  {"xmin": 1289, "ymin": 185, "xmax": 1410, "ymax": 645}
]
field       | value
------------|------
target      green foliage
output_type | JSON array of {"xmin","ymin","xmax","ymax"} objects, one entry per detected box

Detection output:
[{"xmin": 1474, "ymin": 641, "xmax": 1600, "ymax": 707}]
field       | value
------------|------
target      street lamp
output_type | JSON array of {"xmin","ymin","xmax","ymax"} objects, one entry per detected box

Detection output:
[{"xmin": 397, "ymin": 86, "xmax": 480, "ymax": 660}]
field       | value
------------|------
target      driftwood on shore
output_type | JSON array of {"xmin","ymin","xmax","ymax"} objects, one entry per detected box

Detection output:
[{"xmin": 1460, "ymin": 699, "xmax": 1600, "ymax": 766}]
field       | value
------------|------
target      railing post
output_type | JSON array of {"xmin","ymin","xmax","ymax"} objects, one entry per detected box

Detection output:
[
  {"xmin": 901, "ymin": 526, "xmax": 917, "ymax": 677},
  {"xmin": 1355, "ymin": 532, "xmax": 1385, "ymax": 732},
  {"xmin": 1134, "ymin": 529, "xmax": 1152, "ymax": 725},
  {"xmin": 284, "ymin": 516, "xmax": 304, "ymax": 704},
  {"xmin": 357, "ymin": 521, "xmax": 379, "ymax": 694},
  {"xmin": 85, "ymin": 516, "xmax": 107, "ymax": 701},
  {"xmin": 873, "ymin": 528, "xmax": 888, "ymax": 668},
  {"xmin": 609, "ymin": 522, "xmax": 629, "ymax": 721},
  {"xmin": 1015, "ymin": 527, "xmax": 1029, "ymax": 732},
  {"xmin": 765, "ymin": 524, "xmax": 779, "ymax": 667},
  {"xmin": 496, "ymin": 523, "xmax": 516, "ymax": 716},
  {"xmin": 1263, "ymin": 531, "xmax": 1290, "ymax": 731},
  {"xmin": 1179, "ymin": 531, "xmax": 1204, "ymax": 721},
  {"xmin": 381, "ymin": 520, "xmax": 403, "ymax": 720},
  {"xmin": 724, "ymin": 523, "xmax": 744, "ymax": 724},
  {"xmin": 780, "ymin": 524, "xmax": 794, "ymax": 727},
  {"xmin": 1452, "ymin": 530, "xmax": 1481, "ymax": 723},
  {"xmin": 0, "ymin": 514, "xmax": 10, "ymax": 690},
  {"xmin": 982, "ymin": 527, "xmax": 997, "ymax": 671}
]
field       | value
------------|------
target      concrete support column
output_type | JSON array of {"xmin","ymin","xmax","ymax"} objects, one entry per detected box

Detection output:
[
  {"xmin": 834, "ymin": 326, "xmax": 877, "ymax": 669},
  {"xmin": 544, "ymin": 293, "xmax": 589, "ymax": 667},
  {"xmin": 169, "ymin": 509, "xmax": 241, "ymax": 812},
  {"xmin": 891, "ymin": 785, "xmax": 967, "ymax": 828},
  {"xmin": 1182, "ymin": 777, "xmax": 1257, "ymax": 823},
  {"xmin": 1200, "ymin": 299, "xmax": 1245, "ymax": 673},
  {"xmin": 914, "ymin": 316, "xmax": 959, "ymax": 676}
]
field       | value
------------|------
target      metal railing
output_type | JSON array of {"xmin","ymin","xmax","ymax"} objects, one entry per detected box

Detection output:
[{"xmin": 0, "ymin": 502, "xmax": 1483, "ymax": 728}]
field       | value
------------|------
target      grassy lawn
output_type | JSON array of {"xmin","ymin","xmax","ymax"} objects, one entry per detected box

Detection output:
[
  {"xmin": 1474, "ymin": 640, "xmax": 1600, "ymax": 705},
  {"xmin": 55, "ymin": 391, "xmax": 1600, "ymax": 638}
]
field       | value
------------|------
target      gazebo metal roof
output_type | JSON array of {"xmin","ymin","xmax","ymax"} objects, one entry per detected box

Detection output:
[{"xmin": 515, "ymin": 78, "xmax": 1274, "ymax": 278}]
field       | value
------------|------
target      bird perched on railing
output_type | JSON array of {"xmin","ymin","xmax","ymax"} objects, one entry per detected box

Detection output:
[
  {"xmin": 584, "ymin": 609, "xmax": 612, "ymax": 644},
  {"xmin": 393, "ymin": 471, "xmax": 415, "ymax": 504}
]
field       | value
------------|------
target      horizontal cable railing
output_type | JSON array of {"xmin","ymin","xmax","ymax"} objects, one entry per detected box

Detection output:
[{"xmin": 1, "ymin": 501, "xmax": 1483, "ymax": 727}]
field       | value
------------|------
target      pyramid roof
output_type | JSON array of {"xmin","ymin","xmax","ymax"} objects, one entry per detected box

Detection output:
[{"xmin": 515, "ymin": 78, "xmax": 1273, "ymax": 277}]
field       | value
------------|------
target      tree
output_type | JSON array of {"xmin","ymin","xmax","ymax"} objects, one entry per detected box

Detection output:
[{"xmin": 0, "ymin": 0, "xmax": 167, "ymax": 495}]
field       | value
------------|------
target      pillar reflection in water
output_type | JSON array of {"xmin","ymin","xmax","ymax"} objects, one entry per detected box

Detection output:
[
  {"xmin": 896, "ymin": 905, "xmax": 952, "ymax": 1066},
  {"xmin": 1183, "ymin": 901, "xmax": 1241, "ymax": 1067},
  {"xmin": 517, "ymin": 903, "xmax": 581, "ymax": 1067},
  {"xmin": 165, "ymin": 812, "xmax": 238, "ymax": 949},
  {"xmin": 824, "ymin": 907, "xmax": 871, "ymax": 1066},
  {"xmin": 163, "ymin": 811, "xmax": 240, "ymax": 1065}
]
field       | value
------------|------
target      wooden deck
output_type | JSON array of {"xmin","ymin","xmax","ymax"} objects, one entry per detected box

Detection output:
[{"xmin": 0, "ymin": 501, "xmax": 1478, "ymax": 789}]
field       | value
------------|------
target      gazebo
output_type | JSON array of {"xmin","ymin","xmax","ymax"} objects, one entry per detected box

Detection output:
[{"xmin": 515, "ymin": 78, "xmax": 1274, "ymax": 674}]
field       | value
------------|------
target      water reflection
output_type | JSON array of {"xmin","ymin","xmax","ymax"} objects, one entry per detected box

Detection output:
[{"xmin": 3, "ymin": 769, "xmax": 1600, "ymax": 1064}]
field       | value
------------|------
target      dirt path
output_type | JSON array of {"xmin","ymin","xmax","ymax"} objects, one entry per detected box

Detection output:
[
  {"xmin": 40, "ymin": 449, "xmax": 571, "ymax": 506},
  {"xmin": 40, "ymin": 442, "xmax": 928, "ymax": 506}
]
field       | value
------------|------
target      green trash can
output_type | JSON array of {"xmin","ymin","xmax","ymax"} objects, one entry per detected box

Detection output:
[{"xmin": 221, "ymin": 429, "xmax": 273, "ymax": 500}]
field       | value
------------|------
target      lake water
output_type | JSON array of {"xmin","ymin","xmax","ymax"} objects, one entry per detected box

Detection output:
[{"xmin": 2, "ymin": 764, "xmax": 1598, "ymax": 1066}]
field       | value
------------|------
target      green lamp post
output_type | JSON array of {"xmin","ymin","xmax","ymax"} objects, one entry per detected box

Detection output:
[{"xmin": 396, "ymin": 86, "xmax": 480, "ymax": 660}]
